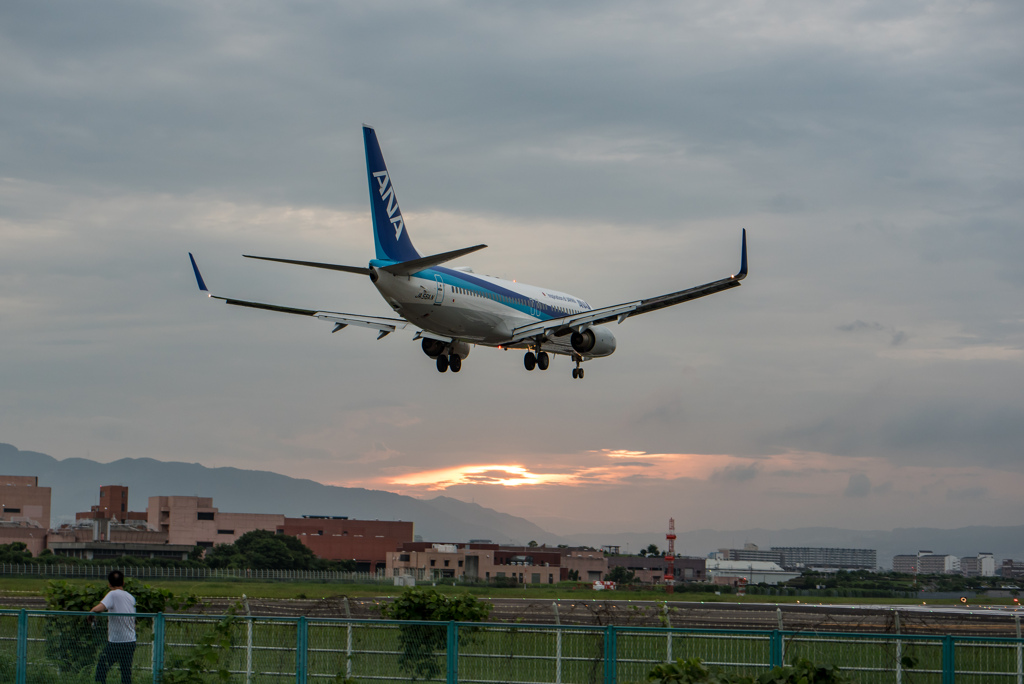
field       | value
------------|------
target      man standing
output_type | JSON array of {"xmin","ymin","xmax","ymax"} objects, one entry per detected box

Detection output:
[{"xmin": 90, "ymin": 570, "xmax": 136, "ymax": 684}]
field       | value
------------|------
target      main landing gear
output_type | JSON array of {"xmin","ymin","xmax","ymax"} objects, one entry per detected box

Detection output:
[
  {"xmin": 524, "ymin": 351, "xmax": 550, "ymax": 372},
  {"xmin": 435, "ymin": 353, "xmax": 462, "ymax": 373}
]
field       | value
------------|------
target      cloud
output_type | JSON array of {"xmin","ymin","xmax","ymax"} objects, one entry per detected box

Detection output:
[
  {"xmin": 844, "ymin": 473, "xmax": 872, "ymax": 498},
  {"xmin": 945, "ymin": 486, "xmax": 988, "ymax": 501},
  {"xmin": 710, "ymin": 463, "xmax": 760, "ymax": 482},
  {"xmin": 837, "ymin": 320, "xmax": 908, "ymax": 346},
  {"xmin": 2, "ymin": 0, "xmax": 1024, "ymax": 536}
]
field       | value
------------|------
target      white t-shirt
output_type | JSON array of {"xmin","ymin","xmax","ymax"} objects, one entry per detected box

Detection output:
[{"xmin": 100, "ymin": 589, "xmax": 136, "ymax": 643}]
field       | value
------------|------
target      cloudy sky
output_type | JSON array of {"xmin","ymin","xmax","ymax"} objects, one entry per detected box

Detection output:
[{"xmin": 2, "ymin": 1, "xmax": 1023, "ymax": 537}]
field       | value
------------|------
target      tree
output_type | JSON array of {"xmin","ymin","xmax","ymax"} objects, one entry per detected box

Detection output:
[
  {"xmin": 527, "ymin": 540, "xmax": 539, "ymax": 547},
  {"xmin": 645, "ymin": 544, "xmax": 661, "ymax": 557},
  {"xmin": 0, "ymin": 542, "xmax": 33, "ymax": 563},
  {"xmin": 605, "ymin": 565, "xmax": 636, "ymax": 584},
  {"xmin": 205, "ymin": 530, "xmax": 318, "ymax": 570},
  {"xmin": 380, "ymin": 589, "xmax": 491, "ymax": 680}
]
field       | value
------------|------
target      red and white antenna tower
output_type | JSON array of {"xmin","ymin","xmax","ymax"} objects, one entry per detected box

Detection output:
[{"xmin": 665, "ymin": 517, "xmax": 676, "ymax": 592}]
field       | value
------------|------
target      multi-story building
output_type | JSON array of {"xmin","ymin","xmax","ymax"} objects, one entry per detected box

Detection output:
[
  {"xmin": 1001, "ymin": 559, "xmax": 1024, "ymax": 580},
  {"xmin": 714, "ymin": 543, "xmax": 783, "ymax": 564},
  {"xmin": 563, "ymin": 548, "xmax": 608, "ymax": 582},
  {"xmin": 277, "ymin": 516, "xmax": 413, "ymax": 573},
  {"xmin": 0, "ymin": 476, "xmax": 50, "ymax": 528},
  {"xmin": 960, "ymin": 553, "xmax": 995, "ymax": 577},
  {"xmin": 387, "ymin": 543, "xmax": 605, "ymax": 584},
  {"xmin": 893, "ymin": 550, "xmax": 959, "ymax": 574},
  {"xmin": 772, "ymin": 547, "xmax": 877, "ymax": 571},
  {"xmin": 0, "ymin": 475, "xmax": 51, "ymax": 556},
  {"xmin": 147, "ymin": 496, "xmax": 285, "ymax": 549},
  {"xmin": 76, "ymin": 485, "xmax": 147, "ymax": 523}
]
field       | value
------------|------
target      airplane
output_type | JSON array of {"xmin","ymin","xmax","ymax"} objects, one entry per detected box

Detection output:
[{"xmin": 189, "ymin": 125, "xmax": 748, "ymax": 379}]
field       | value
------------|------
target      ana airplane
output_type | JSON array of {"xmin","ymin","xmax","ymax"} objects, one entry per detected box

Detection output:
[{"xmin": 189, "ymin": 126, "xmax": 748, "ymax": 379}]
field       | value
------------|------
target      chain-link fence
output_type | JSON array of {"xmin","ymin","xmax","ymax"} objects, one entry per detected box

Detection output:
[
  {"xmin": 1, "ymin": 609, "xmax": 1022, "ymax": 683},
  {"xmin": 0, "ymin": 564, "xmax": 386, "ymax": 583}
]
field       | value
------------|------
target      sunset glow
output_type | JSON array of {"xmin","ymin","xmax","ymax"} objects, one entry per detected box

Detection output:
[{"xmin": 391, "ymin": 464, "xmax": 574, "ymax": 490}]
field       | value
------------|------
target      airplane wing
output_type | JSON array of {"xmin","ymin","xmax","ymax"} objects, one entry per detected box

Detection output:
[
  {"xmin": 509, "ymin": 229, "xmax": 747, "ymax": 345},
  {"xmin": 189, "ymin": 253, "xmax": 409, "ymax": 339}
]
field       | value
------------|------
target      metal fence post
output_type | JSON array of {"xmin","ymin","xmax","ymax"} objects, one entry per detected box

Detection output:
[
  {"xmin": 604, "ymin": 625, "xmax": 617, "ymax": 684},
  {"xmin": 296, "ymin": 616, "xmax": 308, "ymax": 684},
  {"xmin": 343, "ymin": 597, "xmax": 353, "ymax": 680},
  {"xmin": 664, "ymin": 603, "xmax": 672, "ymax": 662},
  {"xmin": 553, "ymin": 603, "xmax": 563, "ymax": 684},
  {"xmin": 942, "ymin": 635, "xmax": 955, "ymax": 684},
  {"xmin": 243, "ymin": 596, "xmax": 253, "ymax": 684},
  {"xmin": 1015, "ymin": 614, "xmax": 1021, "ymax": 684},
  {"xmin": 446, "ymin": 621, "xmax": 458, "ymax": 684},
  {"xmin": 152, "ymin": 612, "xmax": 165, "ymax": 684},
  {"xmin": 16, "ymin": 609, "xmax": 27, "ymax": 684},
  {"xmin": 894, "ymin": 609, "xmax": 902, "ymax": 684},
  {"xmin": 769, "ymin": 630, "xmax": 783, "ymax": 668}
]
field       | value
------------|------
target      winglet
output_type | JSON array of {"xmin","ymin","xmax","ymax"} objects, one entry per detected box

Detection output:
[
  {"xmin": 734, "ymin": 229, "xmax": 748, "ymax": 280},
  {"xmin": 189, "ymin": 253, "xmax": 209, "ymax": 292}
]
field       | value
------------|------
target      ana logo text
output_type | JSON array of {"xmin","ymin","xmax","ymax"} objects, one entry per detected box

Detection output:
[{"xmin": 373, "ymin": 170, "xmax": 405, "ymax": 240}]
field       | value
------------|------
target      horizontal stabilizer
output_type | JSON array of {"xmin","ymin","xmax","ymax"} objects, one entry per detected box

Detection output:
[
  {"xmin": 381, "ymin": 244, "xmax": 487, "ymax": 276},
  {"xmin": 243, "ymin": 255, "xmax": 373, "ymax": 276}
]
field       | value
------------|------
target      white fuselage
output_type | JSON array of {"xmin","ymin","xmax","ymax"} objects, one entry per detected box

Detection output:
[{"xmin": 371, "ymin": 262, "xmax": 593, "ymax": 347}]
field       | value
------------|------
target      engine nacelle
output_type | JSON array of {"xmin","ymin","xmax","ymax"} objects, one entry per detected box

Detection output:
[
  {"xmin": 570, "ymin": 325, "xmax": 617, "ymax": 357},
  {"xmin": 421, "ymin": 338, "xmax": 446, "ymax": 358},
  {"xmin": 450, "ymin": 340, "xmax": 471, "ymax": 360},
  {"xmin": 421, "ymin": 338, "xmax": 472, "ymax": 359}
]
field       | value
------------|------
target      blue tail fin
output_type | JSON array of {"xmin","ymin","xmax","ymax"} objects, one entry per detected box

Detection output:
[{"xmin": 363, "ymin": 126, "xmax": 422, "ymax": 262}]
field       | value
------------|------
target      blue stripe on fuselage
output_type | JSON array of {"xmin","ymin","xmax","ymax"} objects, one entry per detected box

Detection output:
[{"xmin": 372, "ymin": 259, "xmax": 576, "ymax": 321}]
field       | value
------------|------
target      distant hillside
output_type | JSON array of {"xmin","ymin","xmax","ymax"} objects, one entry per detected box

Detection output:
[
  {"xmin": 0, "ymin": 443, "xmax": 560, "ymax": 545},
  {"xmin": 5, "ymin": 442, "xmax": 1020, "ymax": 566},
  {"xmin": 567, "ymin": 527, "xmax": 1024, "ymax": 568}
]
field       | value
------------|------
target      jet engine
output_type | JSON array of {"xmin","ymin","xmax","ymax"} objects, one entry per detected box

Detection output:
[
  {"xmin": 570, "ymin": 325, "xmax": 617, "ymax": 357},
  {"xmin": 421, "ymin": 338, "xmax": 472, "ymax": 359},
  {"xmin": 421, "ymin": 338, "xmax": 446, "ymax": 358}
]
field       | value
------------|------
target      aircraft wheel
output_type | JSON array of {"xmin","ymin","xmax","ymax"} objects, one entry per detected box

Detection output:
[
  {"xmin": 572, "ymin": 368, "xmax": 578, "ymax": 379},
  {"xmin": 578, "ymin": 368, "xmax": 584, "ymax": 379},
  {"xmin": 449, "ymin": 355, "xmax": 462, "ymax": 373},
  {"xmin": 436, "ymin": 354, "xmax": 449, "ymax": 373},
  {"xmin": 524, "ymin": 352, "xmax": 536, "ymax": 371},
  {"xmin": 537, "ymin": 352, "xmax": 550, "ymax": 371}
]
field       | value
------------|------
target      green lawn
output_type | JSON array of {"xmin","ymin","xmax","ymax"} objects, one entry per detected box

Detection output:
[{"xmin": 1, "ymin": 576, "xmax": 1012, "ymax": 607}]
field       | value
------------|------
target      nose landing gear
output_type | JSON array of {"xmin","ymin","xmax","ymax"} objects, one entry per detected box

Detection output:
[{"xmin": 571, "ymin": 354, "xmax": 585, "ymax": 380}]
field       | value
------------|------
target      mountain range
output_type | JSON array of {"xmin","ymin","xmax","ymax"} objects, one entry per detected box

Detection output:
[
  {"xmin": 3, "ymin": 442, "xmax": 1022, "ymax": 567},
  {"xmin": 0, "ymin": 443, "xmax": 556, "ymax": 544}
]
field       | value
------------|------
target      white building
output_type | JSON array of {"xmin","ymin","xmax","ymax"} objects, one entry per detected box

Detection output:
[
  {"xmin": 960, "ymin": 553, "xmax": 996, "ymax": 577},
  {"xmin": 704, "ymin": 559, "xmax": 800, "ymax": 586}
]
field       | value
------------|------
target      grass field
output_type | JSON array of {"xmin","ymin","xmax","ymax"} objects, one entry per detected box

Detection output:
[{"xmin": 2, "ymin": 576, "xmax": 1016, "ymax": 607}]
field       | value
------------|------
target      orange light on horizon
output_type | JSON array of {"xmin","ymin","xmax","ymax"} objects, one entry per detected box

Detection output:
[{"xmin": 391, "ymin": 464, "xmax": 573, "ymax": 490}]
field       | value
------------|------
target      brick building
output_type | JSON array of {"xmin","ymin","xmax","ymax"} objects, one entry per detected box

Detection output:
[
  {"xmin": 387, "ymin": 543, "xmax": 607, "ymax": 584},
  {"xmin": 148, "ymin": 496, "xmax": 285, "ymax": 549},
  {"xmin": 606, "ymin": 556, "xmax": 707, "ymax": 583},
  {"xmin": 76, "ymin": 485, "xmax": 147, "ymax": 523},
  {"xmin": 0, "ymin": 475, "xmax": 51, "ymax": 556},
  {"xmin": 277, "ymin": 516, "xmax": 413, "ymax": 573}
]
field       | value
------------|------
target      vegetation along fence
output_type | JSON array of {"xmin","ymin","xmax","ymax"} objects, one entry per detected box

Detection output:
[{"xmin": 1, "ymin": 609, "xmax": 1023, "ymax": 683}]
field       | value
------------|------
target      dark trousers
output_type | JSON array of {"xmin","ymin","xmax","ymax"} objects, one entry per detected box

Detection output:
[{"xmin": 95, "ymin": 641, "xmax": 135, "ymax": 684}]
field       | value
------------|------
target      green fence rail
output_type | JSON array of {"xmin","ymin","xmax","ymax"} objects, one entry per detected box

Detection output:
[{"xmin": 1, "ymin": 609, "xmax": 1022, "ymax": 683}]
